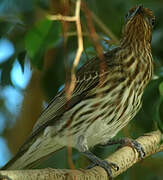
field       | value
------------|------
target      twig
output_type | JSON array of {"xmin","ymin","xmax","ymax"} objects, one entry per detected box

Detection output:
[
  {"xmin": 81, "ymin": 2, "xmax": 107, "ymax": 88},
  {"xmin": 47, "ymin": 0, "xmax": 83, "ymax": 100},
  {"xmin": 47, "ymin": 14, "xmax": 76, "ymax": 21},
  {"xmin": 67, "ymin": 0, "xmax": 83, "ymax": 100},
  {"xmin": 0, "ymin": 130, "xmax": 162, "ymax": 180}
]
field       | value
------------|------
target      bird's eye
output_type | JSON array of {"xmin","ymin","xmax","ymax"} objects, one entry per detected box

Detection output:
[
  {"xmin": 125, "ymin": 11, "xmax": 133, "ymax": 20},
  {"xmin": 147, "ymin": 17, "xmax": 155, "ymax": 28},
  {"xmin": 145, "ymin": 16, "xmax": 155, "ymax": 28},
  {"xmin": 125, "ymin": 12, "xmax": 130, "ymax": 20},
  {"xmin": 150, "ymin": 18, "xmax": 155, "ymax": 27}
]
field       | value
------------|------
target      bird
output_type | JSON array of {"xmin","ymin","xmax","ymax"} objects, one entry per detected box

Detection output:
[{"xmin": 2, "ymin": 5, "xmax": 155, "ymax": 179}]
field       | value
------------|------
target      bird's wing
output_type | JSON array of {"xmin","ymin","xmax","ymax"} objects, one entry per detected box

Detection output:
[{"xmin": 33, "ymin": 48, "xmax": 119, "ymax": 132}]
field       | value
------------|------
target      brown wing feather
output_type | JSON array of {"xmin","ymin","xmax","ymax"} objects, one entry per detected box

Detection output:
[{"xmin": 33, "ymin": 47, "xmax": 120, "ymax": 131}]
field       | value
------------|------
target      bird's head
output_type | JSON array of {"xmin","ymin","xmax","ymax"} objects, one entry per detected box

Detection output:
[{"xmin": 122, "ymin": 5, "xmax": 155, "ymax": 44}]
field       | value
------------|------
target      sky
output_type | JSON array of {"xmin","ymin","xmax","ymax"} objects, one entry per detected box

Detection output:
[{"xmin": 0, "ymin": 37, "xmax": 32, "ymax": 167}]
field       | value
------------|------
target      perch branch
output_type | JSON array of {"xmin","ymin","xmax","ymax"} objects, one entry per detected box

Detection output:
[{"xmin": 0, "ymin": 130, "xmax": 162, "ymax": 180}]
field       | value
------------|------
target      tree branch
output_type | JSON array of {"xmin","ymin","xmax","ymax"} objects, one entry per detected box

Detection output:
[
  {"xmin": 0, "ymin": 130, "xmax": 162, "ymax": 180},
  {"xmin": 47, "ymin": 0, "xmax": 83, "ymax": 100}
]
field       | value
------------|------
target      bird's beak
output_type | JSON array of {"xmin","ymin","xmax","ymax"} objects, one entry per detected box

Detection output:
[{"xmin": 133, "ymin": 5, "xmax": 143, "ymax": 16}]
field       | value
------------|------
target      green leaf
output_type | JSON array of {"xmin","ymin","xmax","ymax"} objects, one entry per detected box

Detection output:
[
  {"xmin": 25, "ymin": 18, "xmax": 61, "ymax": 69},
  {"xmin": 156, "ymin": 97, "xmax": 163, "ymax": 133},
  {"xmin": 159, "ymin": 82, "xmax": 163, "ymax": 96}
]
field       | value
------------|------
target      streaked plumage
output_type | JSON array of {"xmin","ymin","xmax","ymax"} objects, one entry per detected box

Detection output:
[{"xmin": 3, "ymin": 5, "xmax": 155, "ymax": 170}]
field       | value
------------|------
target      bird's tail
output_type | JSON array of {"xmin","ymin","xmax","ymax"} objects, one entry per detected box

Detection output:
[{"xmin": 2, "ymin": 137, "xmax": 64, "ymax": 170}]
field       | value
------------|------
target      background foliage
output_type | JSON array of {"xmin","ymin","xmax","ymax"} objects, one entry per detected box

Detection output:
[{"xmin": 0, "ymin": 0, "xmax": 163, "ymax": 179}]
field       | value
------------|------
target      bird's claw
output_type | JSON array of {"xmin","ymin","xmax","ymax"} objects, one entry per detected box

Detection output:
[
  {"xmin": 117, "ymin": 138, "xmax": 145, "ymax": 159},
  {"xmin": 130, "ymin": 140, "xmax": 145, "ymax": 159},
  {"xmin": 86, "ymin": 160, "xmax": 119, "ymax": 179}
]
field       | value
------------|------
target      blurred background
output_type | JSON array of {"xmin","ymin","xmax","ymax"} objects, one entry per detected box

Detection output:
[{"xmin": 0, "ymin": 0, "xmax": 163, "ymax": 179}]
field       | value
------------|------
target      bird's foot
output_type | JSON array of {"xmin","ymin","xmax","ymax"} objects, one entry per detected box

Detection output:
[
  {"xmin": 83, "ymin": 150, "xmax": 119, "ymax": 179},
  {"xmin": 118, "ymin": 138, "xmax": 145, "ymax": 159},
  {"xmin": 100, "ymin": 137, "xmax": 145, "ymax": 159}
]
